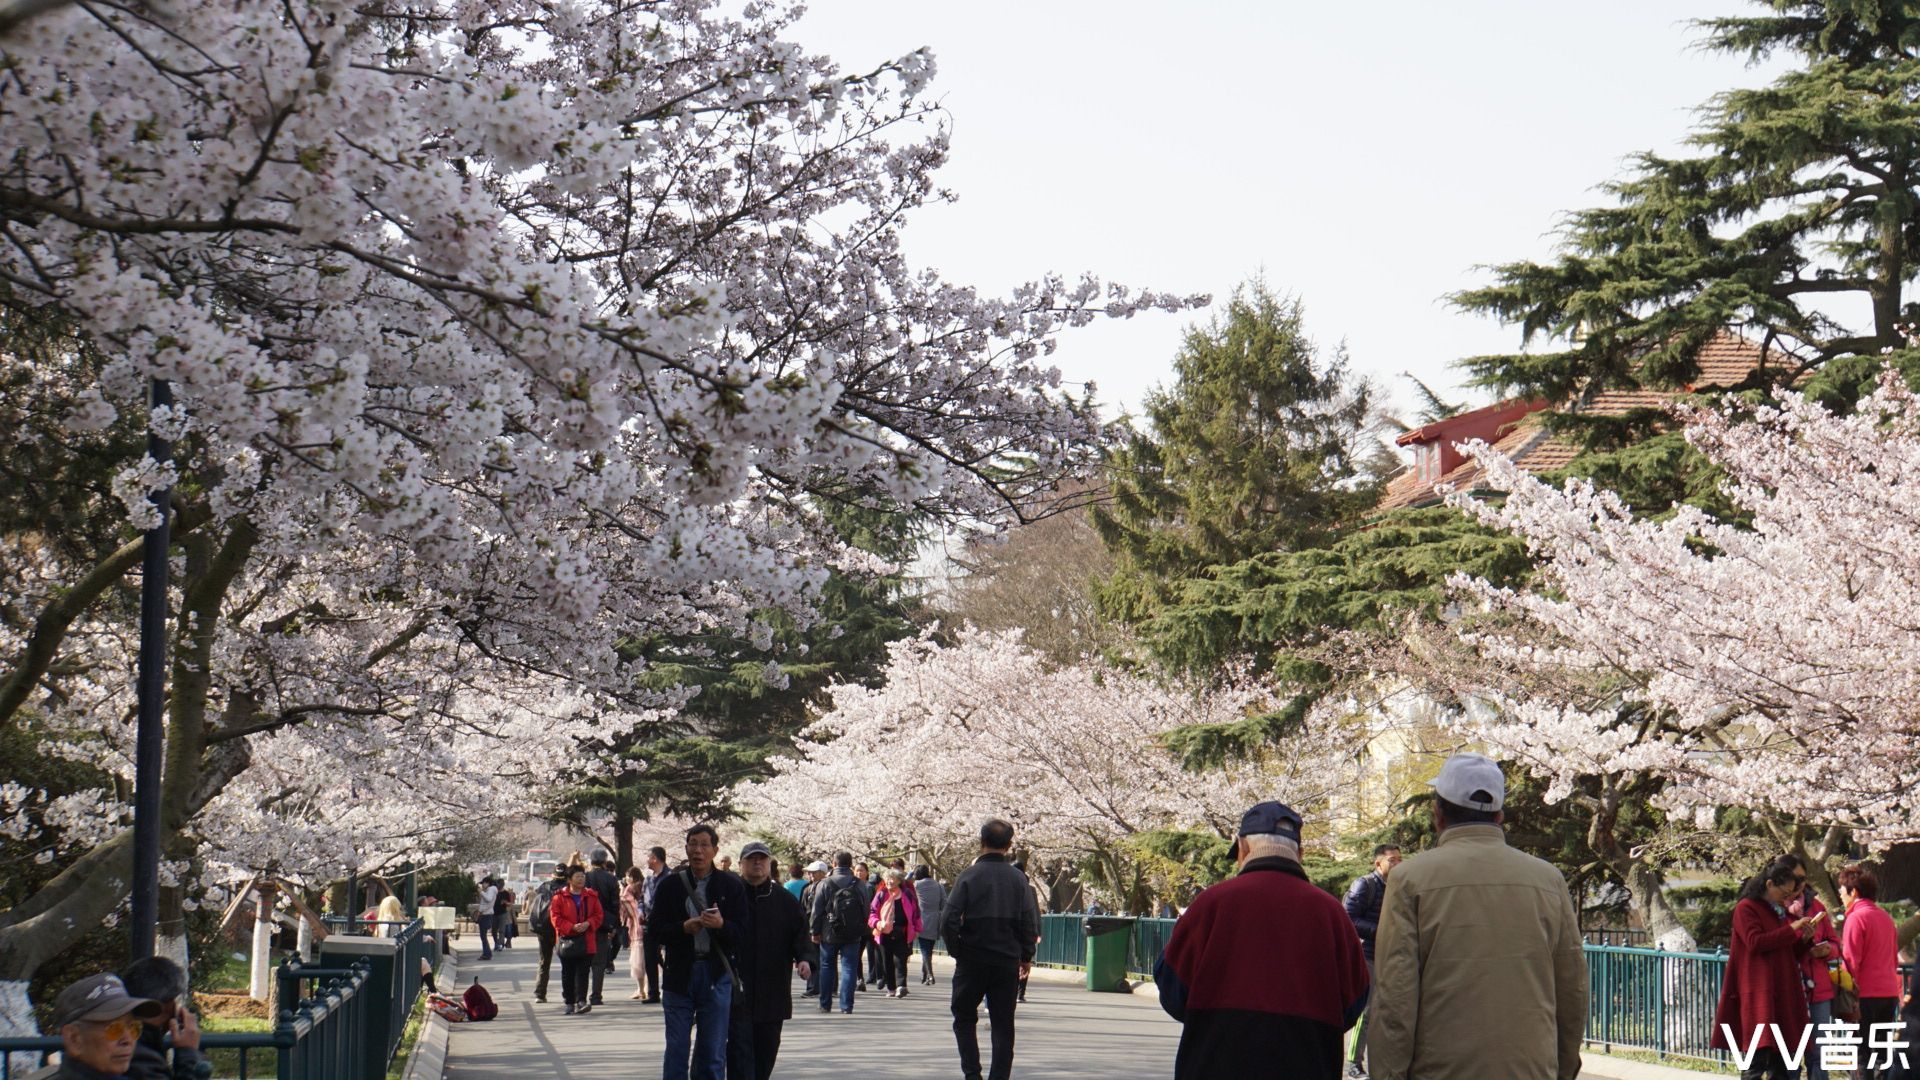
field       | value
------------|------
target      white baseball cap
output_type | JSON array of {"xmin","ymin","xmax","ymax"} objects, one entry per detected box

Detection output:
[{"xmin": 1430, "ymin": 752, "xmax": 1505, "ymax": 811}]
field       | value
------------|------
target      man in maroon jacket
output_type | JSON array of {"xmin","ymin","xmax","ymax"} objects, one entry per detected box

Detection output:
[{"xmin": 1155, "ymin": 801, "xmax": 1371, "ymax": 1079}]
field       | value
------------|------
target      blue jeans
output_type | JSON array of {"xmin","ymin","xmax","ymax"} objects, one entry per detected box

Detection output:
[
  {"xmin": 818, "ymin": 941, "xmax": 859, "ymax": 1013},
  {"xmin": 1806, "ymin": 997, "xmax": 1831, "ymax": 1080},
  {"xmin": 663, "ymin": 959, "xmax": 731, "ymax": 1080},
  {"xmin": 475, "ymin": 913, "xmax": 494, "ymax": 959}
]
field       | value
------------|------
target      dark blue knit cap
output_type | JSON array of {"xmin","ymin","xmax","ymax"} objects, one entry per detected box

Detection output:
[{"xmin": 1238, "ymin": 801, "xmax": 1302, "ymax": 842}]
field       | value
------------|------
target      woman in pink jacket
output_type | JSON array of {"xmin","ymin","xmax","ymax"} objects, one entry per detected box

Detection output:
[
  {"xmin": 868, "ymin": 868, "xmax": 923, "ymax": 998},
  {"xmin": 1840, "ymin": 864, "xmax": 1900, "ymax": 1080}
]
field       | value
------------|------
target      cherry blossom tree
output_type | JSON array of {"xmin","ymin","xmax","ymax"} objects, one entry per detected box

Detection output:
[
  {"xmin": 1445, "ymin": 373, "xmax": 1920, "ymax": 933},
  {"xmin": 0, "ymin": 0, "xmax": 1198, "ymax": 1022},
  {"xmin": 737, "ymin": 628, "xmax": 1361, "ymax": 910}
]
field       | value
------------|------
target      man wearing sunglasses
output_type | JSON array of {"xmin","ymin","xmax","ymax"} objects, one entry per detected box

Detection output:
[{"xmin": 46, "ymin": 973, "xmax": 163, "ymax": 1078}]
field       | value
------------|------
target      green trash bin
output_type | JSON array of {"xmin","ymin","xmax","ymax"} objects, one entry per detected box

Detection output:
[{"xmin": 1083, "ymin": 916, "xmax": 1136, "ymax": 992}]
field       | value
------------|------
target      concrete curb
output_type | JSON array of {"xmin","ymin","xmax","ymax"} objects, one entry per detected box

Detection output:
[{"xmin": 403, "ymin": 940, "xmax": 460, "ymax": 1080}]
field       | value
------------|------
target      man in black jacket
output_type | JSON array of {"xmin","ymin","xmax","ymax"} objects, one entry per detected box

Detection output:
[
  {"xmin": 941, "ymin": 819, "xmax": 1040, "ymax": 1080},
  {"xmin": 1340, "ymin": 842, "xmax": 1400, "ymax": 1077},
  {"xmin": 119, "ymin": 958, "xmax": 209, "ymax": 1080},
  {"xmin": 585, "ymin": 848, "xmax": 623, "ymax": 1006},
  {"xmin": 727, "ymin": 842, "xmax": 817, "ymax": 1080},
  {"xmin": 651, "ymin": 824, "xmax": 748, "ymax": 1080},
  {"xmin": 529, "ymin": 863, "xmax": 568, "ymax": 1003},
  {"xmin": 808, "ymin": 852, "xmax": 865, "ymax": 1014}
]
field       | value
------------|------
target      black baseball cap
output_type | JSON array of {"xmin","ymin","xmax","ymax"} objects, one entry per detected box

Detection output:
[
  {"xmin": 51, "ymin": 974, "xmax": 162, "ymax": 1028},
  {"xmin": 1238, "ymin": 801, "xmax": 1303, "ymax": 842}
]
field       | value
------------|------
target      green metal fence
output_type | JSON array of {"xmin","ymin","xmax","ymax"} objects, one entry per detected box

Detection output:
[
  {"xmin": 0, "ymin": 958, "xmax": 372, "ymax": 1080},
  {"xmin": 0, "ymin": 917, "xmax": 431, "ymax": 1080}
]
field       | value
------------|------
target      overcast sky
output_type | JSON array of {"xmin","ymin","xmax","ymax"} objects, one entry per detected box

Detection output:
[{"xmin": 790, "ymin": 1, "xmax": 1788, "ymax": 422}]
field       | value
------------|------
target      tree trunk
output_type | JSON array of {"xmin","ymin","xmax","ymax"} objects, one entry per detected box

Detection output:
[
  {"xmin": 0, "ymin": 978, "xmax": 36, "ymax": 1061},
  {"xmin": 158, "ymin": 878, "xmax": 191, "ymax": 996},
  {"xmin": 1587, "ymin": 781, "xmax": 1695, "ymax": 951},
  {"xmin": 249, "ymin": 882, "xmax": 278, "ymax": 1002},
  {"xmin": 613, "ymin": 805, "xmax": 634, "ymax": 875}
]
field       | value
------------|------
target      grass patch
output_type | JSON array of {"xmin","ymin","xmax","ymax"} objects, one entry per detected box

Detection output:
[
  {"xmin": 198, "ymin": 1015, "xmax": 280, "ymax": 1079},
  {"xmin": 194, "ymin": 951, "xmax": 254, "ymax": 993},
  {"xmin": 1586, "ymin": 1046, "xmax": 1729, "ymax": 1074},
  {"xmin": 202, "ymin": 1017, "xmax": 274, "ymax": 1033},
  {"xmin": 385, "ymin": 994, "xmax": 428, "ymax": 1080}
]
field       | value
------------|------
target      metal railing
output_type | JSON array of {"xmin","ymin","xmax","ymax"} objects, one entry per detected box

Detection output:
[
  {"xmin": 316, "ymin": 915, "xmax": 434, "ymax": 1071},
  {"xmin": 0, "ymin": 958, "xmax": 371, "ymax": 1080},
  {"xmin": 0, "ymin": 916, "xmax": 433, "ymax": 1080}
]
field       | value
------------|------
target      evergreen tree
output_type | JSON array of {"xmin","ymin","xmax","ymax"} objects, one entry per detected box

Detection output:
[
  {"xmin": 1140, "ymin": 505, "xmax": 1531, "ymax": 763},
  {"xmin": 1454, "ymin": 0, "xmax": 1920, "ymax": 439},
  {"xmin": 549, "ymin": 496, "xmax": 924, "ymax": 861},
  {"xmin": 1093, "ymin": 280, "xmax": 1387, "ymax": 625}
]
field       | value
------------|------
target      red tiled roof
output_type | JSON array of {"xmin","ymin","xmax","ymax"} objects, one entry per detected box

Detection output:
[{"xmin": 1374, "ymin": 330, "xmax": 1791, "ymax": 511}]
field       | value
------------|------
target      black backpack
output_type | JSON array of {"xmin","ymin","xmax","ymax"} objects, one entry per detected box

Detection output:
[
  {"xmin": 827, "ymin": 880, "xmax": 864, "ymax": 936},
  {"xmin": 527, "ymin": 881, "xmax": 555, "ymax": 934}
]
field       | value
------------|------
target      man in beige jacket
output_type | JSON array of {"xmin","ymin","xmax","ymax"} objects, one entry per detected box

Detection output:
[{"xmin": 1366, "ymin": 752, "xmax": 1588, "ymax": 1080}]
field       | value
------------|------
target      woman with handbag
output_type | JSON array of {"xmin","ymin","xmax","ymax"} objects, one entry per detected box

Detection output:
[
  {"xmin": 1840, "ymin": 864, "xmax": 1901, "ymax": 1080},
  {"xmin": 867, "ymin": 868, "xmax": 922, "ymax": 997},
  {"xmin": 551, "ymin": 866, "xmax": 605, "ymax": 1015},
  {"xmin": 1711, "ymin": 856, "xmax": 1823, "ymax": 1080}
]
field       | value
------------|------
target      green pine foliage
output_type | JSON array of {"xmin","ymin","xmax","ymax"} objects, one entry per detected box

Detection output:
[
  {"xmin": 552, "ymin": 496, "xmax": 925, "ymax": 826},
  {"xmin": 1136, "ymin": 506, "xmax": 1530, "ymax": 767},
  {"xmin": 1093, "ymin": 280, "xmax": 1387, "ymax": 625},
  {"xmin": 1454, "ymin": 1, "xmax": 1920, "ymax": 441}
]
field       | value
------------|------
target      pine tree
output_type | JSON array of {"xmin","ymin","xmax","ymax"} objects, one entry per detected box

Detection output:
[
  {"xmin": 1092, "ymin": 280, "xmax": 1386, "ymax": 624},
  {"xmin": 549, "ymin": 496, "xmax": 924, "ymax": 862},
  {"xmin": 1455, "ymin": 0, "xmax": 1920, "ymax": 436}
]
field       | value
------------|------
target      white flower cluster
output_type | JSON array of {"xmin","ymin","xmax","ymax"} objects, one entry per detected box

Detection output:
[
  {"xmin": 737, "ymin": 628, "xmax": 1359, "ymax": 860},
  {"xmin": 0, "ymin": 0, "xmax": 1200, "ymax": 913},
  {"xmin": 1447, "ymin": 374, "xmax": 1920, "ymax": 845}
]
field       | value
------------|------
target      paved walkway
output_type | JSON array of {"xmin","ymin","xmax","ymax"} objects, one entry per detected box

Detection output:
[{"xmin": 443, "ymin": 940, "xmax": 1178, "ymax": 1079}]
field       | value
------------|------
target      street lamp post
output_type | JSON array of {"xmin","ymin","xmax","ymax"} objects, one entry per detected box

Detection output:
[{"xmin": 129, "ymin": 378, "xmax": 171, "ymax": 961}]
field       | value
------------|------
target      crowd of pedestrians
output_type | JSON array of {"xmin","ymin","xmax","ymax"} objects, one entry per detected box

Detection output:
[
  {"xmin": 1713, "ymin": 855, "xmax": 1920, "ymax": 1080},
  {"xmin": 489, "ymin": 820, "xmax": 1039, "ymax": 1080},
  {"xmin": 44, "ymin": 746, "xmax": 1920, "ymax": 1080}
]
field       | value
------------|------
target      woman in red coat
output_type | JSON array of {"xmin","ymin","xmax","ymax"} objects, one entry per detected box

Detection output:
[
  {"xmin": 550, "ymin": 866, "xmax": 605, "ymax": 1015},
  {"xmin": 1713, "ymin": 857, "xmax": 1823, "ymax": 1080},
  {"xmin": 1839, "ymin": 864, "xmax": 1901, "ymax": 1080}
]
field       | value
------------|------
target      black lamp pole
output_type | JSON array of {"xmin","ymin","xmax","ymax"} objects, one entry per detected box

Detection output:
[{"xmin": 129, "ymin": 378, "xmax": 171, "ymax": 961}]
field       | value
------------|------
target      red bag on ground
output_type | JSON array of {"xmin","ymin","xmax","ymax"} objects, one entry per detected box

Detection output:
[{"xmin": 461, "ymin": 978, "xmax": 498, "ymax": 1021}]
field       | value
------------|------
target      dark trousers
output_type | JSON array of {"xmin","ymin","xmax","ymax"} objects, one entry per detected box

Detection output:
[
  {"xmin": 1351, "ymin": 957, "xmax": 1374, "ymax": 1065},
  {"xmin": 475, "ymin": 913, "xmax": 495, "ymax": 959},
  {"xmin": 879, "ymin": 931, "xmax": 910, "ymax": 991},
  {"xmin": 560, "ymin": 953, "xmax": 592, "ymax": 1006},
  {"xmin": 918, "ymin": 938, "xmax": 936, "ymax": 981},
  {"xmin": 535, "ymin": 933, "xmax": 557, "ymax": 999},
  {"xmin": 723, "ymin": 1000, "xmax": 786, "ymax": 1080},
  {"xmin": 590, "ymin": 929, "xmax": 616, "ymax": 1003},
  {"xmin": 951, "ymin": 957, "xmax": 1020, "ymax": 1080},
  {"xmin": 1858, "ymin": 997, "xmax": 1899, "ymax": 1080},
  {"xmin": 644, "ymin": 935, "xmax": 664, "ymax": 1000},
  {"xmin": 1738, "ymin": 1047, "xmax": 1796, "ymax": 1080},
  {"xmin": 863, "ymin": 937, "xmax": 881, "ymax": 984}
]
